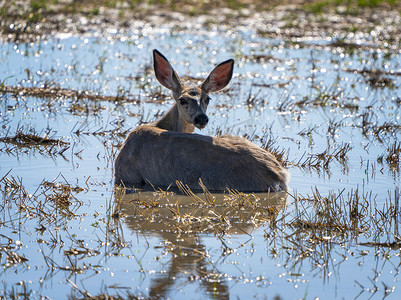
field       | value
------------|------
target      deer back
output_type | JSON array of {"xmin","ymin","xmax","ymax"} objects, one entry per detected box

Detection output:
[{"xmin": 115, "ymin": 126, "xmax": 289, "ymax": 192}]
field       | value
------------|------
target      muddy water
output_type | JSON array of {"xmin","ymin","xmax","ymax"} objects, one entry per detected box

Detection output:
[{"xmin": 1, "ymin": 26, "xmax": 400, "ymax": 299}]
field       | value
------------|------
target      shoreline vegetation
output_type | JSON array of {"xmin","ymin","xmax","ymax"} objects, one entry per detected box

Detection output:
[{"xmin": 1, "ymin": 0, "xmax": 401, "ymax": 43}]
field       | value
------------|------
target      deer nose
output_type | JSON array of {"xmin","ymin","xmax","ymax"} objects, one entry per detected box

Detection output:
[{"xmin": 194, "ymin": 114, "xmax": 209, "ymax": 128}]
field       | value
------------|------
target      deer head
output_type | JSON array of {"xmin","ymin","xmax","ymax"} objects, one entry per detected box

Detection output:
[{"xmin": 153, "ymin": 49, "xmax": 234, "ymax": 130}]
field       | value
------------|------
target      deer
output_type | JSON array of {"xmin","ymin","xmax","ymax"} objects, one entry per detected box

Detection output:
[{"xmin": 115, "ymin": 49, "xmax": 289, "ymax": 192}]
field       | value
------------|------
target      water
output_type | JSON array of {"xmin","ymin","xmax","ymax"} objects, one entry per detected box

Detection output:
[{"xmin": 1, "ymin": 24, "xmax": 400, "ymax": 299}]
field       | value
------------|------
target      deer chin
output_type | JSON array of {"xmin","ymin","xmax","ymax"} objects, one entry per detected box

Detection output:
[{"xmin": 194, "ymin": 123, "xmax": 207, "ymax": 130}]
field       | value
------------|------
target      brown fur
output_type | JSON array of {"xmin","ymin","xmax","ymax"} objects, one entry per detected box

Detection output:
[{"xmin": 115, "ymin": 50, "xmax": 289, "ymax": 192}]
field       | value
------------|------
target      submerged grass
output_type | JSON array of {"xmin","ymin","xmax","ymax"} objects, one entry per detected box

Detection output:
[
  {"xmin": 377, "ymin": 140, "xmax": 401, "ymax": 173},
  {"xmin": 0, "ymin": 84, "xmax": 140, "ymax": 103},
  {"xmin": 1, "ymin": 167, "xmax": 400, "ymax": 298},
  {"xmin": 1, "ymin": 174, "xmax": 84, "ymax": 226},
  {"xmin": 0, "ymin": 126, "xmax": 70, "ymax": 158},
  {"xmin": 117, "ymin": 182, "xmax": 401, "ymax": 251},
  {"xmin": 114, "ymin": 182, "xmax": 401, "ymax": 299},
  {"xmin": 0, "ymin": 173, "xmax": 133, "ymax": 295},
  {"xmin": 292, "ymin": 143, "xmax": 353, "ymax": 174},
  {"xmin": 118, "ymin": 183, "xmax": 287, "ymax": 236}
]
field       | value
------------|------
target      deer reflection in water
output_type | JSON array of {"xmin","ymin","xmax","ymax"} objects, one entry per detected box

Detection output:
[{"xmin": 115, "ymin": 189, "xmax": 288, "ymax": 299}]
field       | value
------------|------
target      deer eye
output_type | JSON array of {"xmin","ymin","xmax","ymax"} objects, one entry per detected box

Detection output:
[
  {"xmin": 179, "ymin": 98, "xmax": 188, "ymax": 105},
  {"xmin": 204, "ymin": 96, "xmax": 211, "ymax": 104}
]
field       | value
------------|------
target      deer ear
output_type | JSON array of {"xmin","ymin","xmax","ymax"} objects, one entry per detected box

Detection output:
[
  {"xmin": 201, "ymin": 59, "xmax": 234, "ymax": 93},
  {"xmin": 153, "ymin": 49, "xmax": 182, "ymax": 92}
]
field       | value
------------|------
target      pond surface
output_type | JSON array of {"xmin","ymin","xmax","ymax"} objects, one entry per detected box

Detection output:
[{"xmin": 1, "ymin": 22, "xmax": 401, "ymax": 299}]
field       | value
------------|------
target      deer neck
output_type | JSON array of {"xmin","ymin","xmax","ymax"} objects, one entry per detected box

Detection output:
[{"xmin": 154, "ymin": 103, "xmax": 195, "ymax": 133}]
